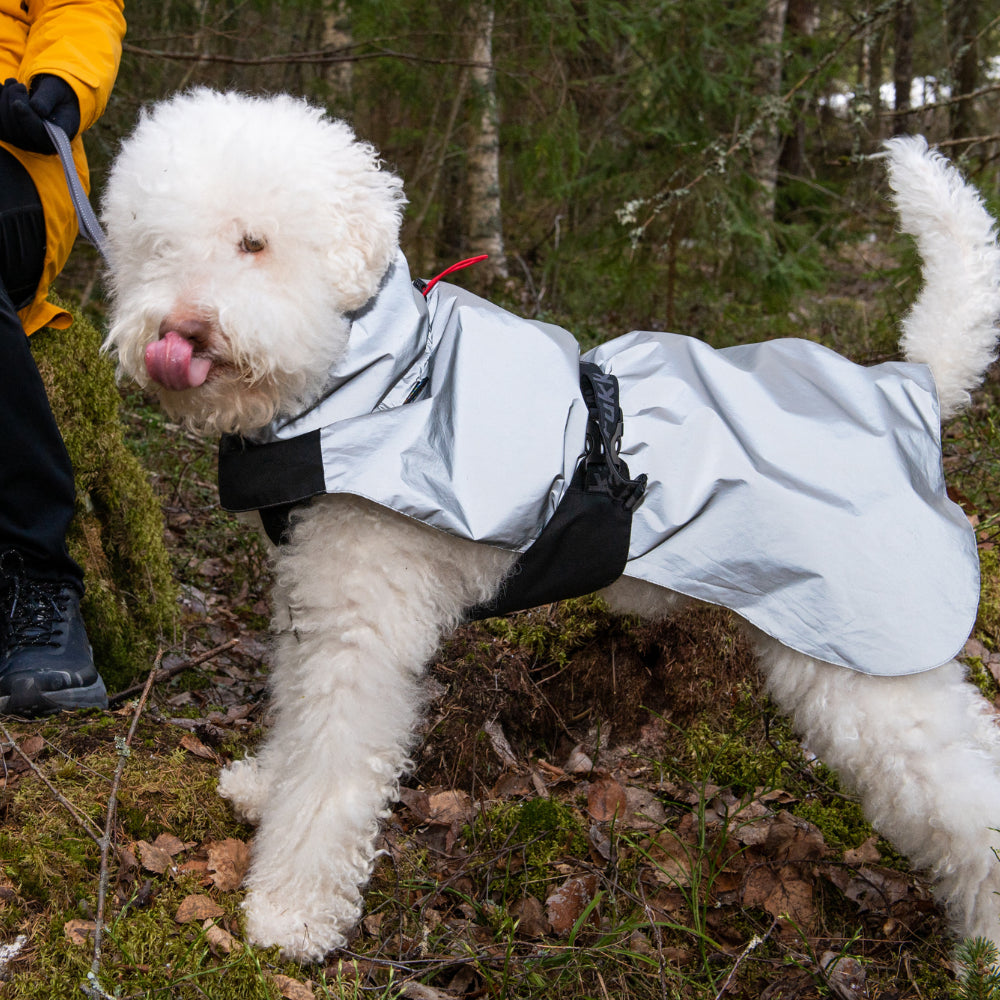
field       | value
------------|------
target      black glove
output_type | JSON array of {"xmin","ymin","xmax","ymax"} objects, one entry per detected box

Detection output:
[{"xmin": 0, "ymin": 75, "xmax": 80, "ymax": 154}]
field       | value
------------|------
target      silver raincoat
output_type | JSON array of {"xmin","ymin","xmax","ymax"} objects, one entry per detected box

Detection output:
[{"xmin": 219, "ymin": 252, "xmax": 979, "ymax": 676}]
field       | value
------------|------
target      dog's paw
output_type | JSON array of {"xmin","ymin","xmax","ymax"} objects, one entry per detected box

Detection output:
[
  {"xmin": 217, "ymin": 758, "xmax": 270, "ymax": 824},
  {"xmin": 243, "ymin": 889, "xmax": 357, "ymax": 962}
]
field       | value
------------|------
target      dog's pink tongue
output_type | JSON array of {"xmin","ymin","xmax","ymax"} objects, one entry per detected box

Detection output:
[{"xmin": 145, "ymin": 330, "xmax": 211, "ymax": 390}]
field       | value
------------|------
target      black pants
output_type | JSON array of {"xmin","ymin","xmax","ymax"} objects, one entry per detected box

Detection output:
[{"xmin": 0, "ymin": 146, "xmax": 82, "ymax": 587}]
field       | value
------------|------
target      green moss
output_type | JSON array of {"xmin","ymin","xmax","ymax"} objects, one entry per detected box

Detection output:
[
  {"xmin": 681, "ymin": 716, "xmax": 790, "ymax": 793},
  {"xmin": 472, "ymin": 798, "xmax": 588, "ymax": 901},
  {"xmin": 9, "ymin": 885, "xmax": 283, "ymax": 1000},
  {"xmin": 482, "ymin": 596, "xmax": 608, "ymax": 667},
  {"xmin": 966, "ymin": 656, "xmax": 1000, "ymax": 702},
  {"xmin": 794, "ymin": 796, "xmax": 873, "ymax": 852},
  {"xmin": 29, "ymin": 303, "xmax": 177, "ymax": 691},
  {"xmin": 977, "ymin": 548, "xmax": 1000, "ymax": 649}
]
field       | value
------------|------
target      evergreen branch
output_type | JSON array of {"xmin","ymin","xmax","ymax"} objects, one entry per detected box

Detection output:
[{"xmin": 634, "ymin": 0, "xmax": 905, "ymax": 234}]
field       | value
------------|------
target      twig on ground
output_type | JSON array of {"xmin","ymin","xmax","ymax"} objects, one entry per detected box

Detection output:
[
  {"xmin": 86, "ymin": 653, "xmax": 161, "ymax": 995},
  {"xmin": 0, "ymin": 719, "xmax": 103, "ymax": 846},
  {"xmin": 713, "ymin": 920, "xmax": 776, "ymax": 999},
  {"xmin": 108, "ymin": 637, "xmax": 240, "ymax": 705}
]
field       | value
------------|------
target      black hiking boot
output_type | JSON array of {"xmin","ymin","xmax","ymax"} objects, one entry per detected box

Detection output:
[{"xmin": 0, "ymin": 555, "xmax": 107, "ymax": 717}]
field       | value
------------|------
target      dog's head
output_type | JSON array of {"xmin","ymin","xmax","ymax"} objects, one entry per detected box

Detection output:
[{"xmin": 102, "ymin": 88, "xmax": 406, "ymax": 435}]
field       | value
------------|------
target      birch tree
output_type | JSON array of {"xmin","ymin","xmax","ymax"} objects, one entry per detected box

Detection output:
[
  {"xmin": 464, "ymin": 0, "xmax": 508, "ymax": 281},
  {"xmin": 749, "ymin": 0, "xmax": 790, "ymax": 221}
]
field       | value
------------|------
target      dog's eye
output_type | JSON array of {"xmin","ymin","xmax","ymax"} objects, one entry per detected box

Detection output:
[{"xmin": 239, "ymin": 234, "xmax": 268, "ymax": 254}]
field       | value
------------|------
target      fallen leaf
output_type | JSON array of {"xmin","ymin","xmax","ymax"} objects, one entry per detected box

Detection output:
[
  {"xmin": 645, "ymin": 828, "xmax": 699, "ymax": 887},
  {"xmin": 19, "ymin": 735, "xmax": 44, "ymax": 759},
  {"xmin": 175, "ymin": 894, "xmax": 224, "ymax": 924},
  {"xmin": 398, "ymin": 786, "xmax": 430, "ymax": 821},
  {"xmin": 136, "ymin": 840, "xmax": 173, "ymax": 875},
  {"xmin": 763, "ymin": 811, "xmax": 828, "ymax": 863},
  {"xmin": 400, "ymin": 983, "xmax": 459, "ymax": 999},
  {"xmin": 426, "ymin": 790, "xmax": 475, "ymax": 826},
  {"xmin": 206, "ymin": 839, "xmax": 251, "ymax": 891},
  {"xmin": 742, "ymin": 864, "xmax": 816, "ymax": 932},
  {"xmin": 826, "ymin": 864, "xmax": 913, "ymax": 914},
  {"xmin": 180, "ymin": 732, "xmax": 219, "ymax": 762},
  {"xmin": 588, "ymin": 822, "xmax": 613, "ymax": 862},
  {"xmin": 623, "ymin": 786, "xmax": 667, "ymax": 829},
  {"xmin": 483, "ymin": 718, "xmax": 518, "ymax": 768},
  {"xmin": 843, "ymin": 836, "xmax": 880, "ymax": 866},
  {"xmin": 510, "ymin": 895, "xmax": 550, "ymax": 938},
  {"xmin": 820, "ymin": 951, "xmax": 867, "ymax": 1000},
  {"xmin": 153, "ymin": 832, "xmax": 189, "ymax": 856},
  {"xmin": 271, "ymin": 973, "xmax": 315, "ymax": 1000},
  {"xmin": 63, "ymin": 919, "xmax": 96, "ymax": 947},
  {"xmin": 545, "ymin": 874, "xmax": 598, "ymax": 937},
  {"xmin": 587, "ymin": 775, "xmax": 627, "ymax": 822},
  {"xmin": 202, "ymin": 918, "xmax": 240, "ymax": 954},
  {"xmin": 116, "ymin": 844, "xmax": 138, "ymax": 873}
]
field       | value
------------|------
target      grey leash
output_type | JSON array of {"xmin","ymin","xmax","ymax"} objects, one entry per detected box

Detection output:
[{"xmin": 42, "ymin": 119, "xmax": 110, "ymax": 264}]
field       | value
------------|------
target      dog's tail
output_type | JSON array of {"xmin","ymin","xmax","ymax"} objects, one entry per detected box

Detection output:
[{"xmin": 884, "ymin": 135, "xmax": 1000, "ymax": 419}]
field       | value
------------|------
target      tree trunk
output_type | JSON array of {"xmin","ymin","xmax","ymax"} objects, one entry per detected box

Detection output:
[
  {"xmin": 893, "ymin": 0, "xmax": 915, "ymax": 135},
  {"xmin": 779, "ymin": 0, "xmax": 818, "ymax": 181},
  {"xmin": 749, "ymin": 0, "xmax": 790, "ymax": 221},
  {"xmin": 948, "ymin": 0, "xmax": 980, "ymax": 141},
  {"xmin": 464, "ymin": 1, "xmax": 508, "ymax": 281},
  {"xmin": 322, "ymin": 0, "xmax": 353, "ymax": 105},
  {"xmin": 867, "ymin": 23, "xmax": 885, "ymax": 143}
]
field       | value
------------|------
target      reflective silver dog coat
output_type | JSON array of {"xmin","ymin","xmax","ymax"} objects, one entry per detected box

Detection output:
[{"xmin": 219, "ymin": 252, "xmax": 979, "ymax": 676}]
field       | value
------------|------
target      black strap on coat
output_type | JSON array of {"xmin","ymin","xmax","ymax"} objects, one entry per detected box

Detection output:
[{"xmin": 466, "ymin": 362, "xmax": 646, "ymax": 619}]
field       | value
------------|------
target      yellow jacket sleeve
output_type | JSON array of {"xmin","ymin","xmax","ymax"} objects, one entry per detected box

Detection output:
[
  {"xmin": 18, "ymin": 0, "xmax": 125, "ymax": 131},
  {"xmin": 0, "ymin": 0, "xmax": 125, "ymax": 334}
]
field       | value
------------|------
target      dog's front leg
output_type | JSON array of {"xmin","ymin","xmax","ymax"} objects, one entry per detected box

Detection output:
[{"xmin": 226, "ymin": 496, "xmax": 513, "ymax": 961}]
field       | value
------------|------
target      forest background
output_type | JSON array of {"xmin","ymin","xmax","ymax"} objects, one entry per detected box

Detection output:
[
  {"xmin": 6, "ymin": 1, "xmax": 1000, "ymax": 999},
  {"xmin": 73, "ymin": 0, "xmax": 1000, "ymax": 342}
]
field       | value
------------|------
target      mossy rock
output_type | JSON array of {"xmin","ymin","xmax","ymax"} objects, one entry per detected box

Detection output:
[{"xmin": 29, "ymin": 303, "xmax": 176, "ymax": 692}]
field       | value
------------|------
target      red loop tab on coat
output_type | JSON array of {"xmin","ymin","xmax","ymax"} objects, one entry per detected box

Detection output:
[{"xmin": 420, "ymin": 255, "xmax": 489, "ymax": 297}]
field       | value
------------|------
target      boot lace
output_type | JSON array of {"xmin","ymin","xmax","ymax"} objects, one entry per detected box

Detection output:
[{"xmin": 1, "ymin": 554, "xmax": 70, "ymax": 652}]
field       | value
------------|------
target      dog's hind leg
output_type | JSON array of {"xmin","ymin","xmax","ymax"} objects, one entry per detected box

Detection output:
[
  {"xmin": 755, "ymin": 632, "xmax": 1000, "ymax": 951},
  {"xmin": 229, "ymin": 496, "xmax": 513, "ymax": 962},
  {"xmin": 600, "ymin": 575, "xmax": 692, "ymax": 619}
]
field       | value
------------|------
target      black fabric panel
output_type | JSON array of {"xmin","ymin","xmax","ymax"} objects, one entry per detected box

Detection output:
[
  {"xmin": 466, "ymin": 462, "xmax": 634, "ymax": 620},
  {"xmin": 218, "ymin": 430, "xmax": 326, "ymax": 512}
]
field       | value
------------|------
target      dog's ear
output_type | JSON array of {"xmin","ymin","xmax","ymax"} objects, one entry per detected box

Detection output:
[{"xmin": 319, "ymin": 125, "xmax": 407, "ymax": 313}]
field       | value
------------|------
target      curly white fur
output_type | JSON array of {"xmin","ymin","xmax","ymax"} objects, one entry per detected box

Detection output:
[
  {"xmin": 102, "ymin": 89, "xmax": 405, "ymax": 435},
  {"xmin": 885, "ymin": 135, "xmax": 1000, "ymax": 418},
  {"xmin": 102, "ymin": 92, "xmax": 1000, "ymax": 963}
]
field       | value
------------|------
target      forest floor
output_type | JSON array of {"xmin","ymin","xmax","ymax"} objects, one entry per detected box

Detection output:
[{"xmin": 3, "ymin": 234, "xmax": 1000, "ymax": 999}]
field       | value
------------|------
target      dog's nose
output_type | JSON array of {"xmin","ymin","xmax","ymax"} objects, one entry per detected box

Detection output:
[{"xmin": 157, "ymin": 316, "xmax": 212, "ymax": 351}]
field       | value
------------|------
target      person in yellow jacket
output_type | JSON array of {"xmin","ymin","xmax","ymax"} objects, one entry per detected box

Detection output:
[{"xmin": 0, "ymin": 0, "xmax": 125, "ymax": 716}]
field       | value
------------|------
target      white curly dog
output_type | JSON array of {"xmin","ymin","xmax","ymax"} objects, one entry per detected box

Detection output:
[{"xmin": 102, "ymin": 89, "xmax": 1000, "ymax": 962}]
